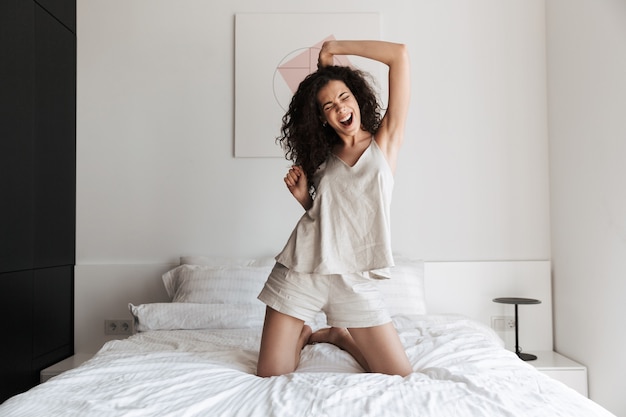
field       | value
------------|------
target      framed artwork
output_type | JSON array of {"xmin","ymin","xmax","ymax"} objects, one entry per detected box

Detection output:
[{"xmin": 234, "ymin": 13, "xmax": 381, "ymax": 157}]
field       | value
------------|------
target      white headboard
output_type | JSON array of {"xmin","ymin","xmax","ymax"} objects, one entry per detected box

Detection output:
[{"xmin": 75, "ymin": 260, "xmax": 552, "ymax": 354}]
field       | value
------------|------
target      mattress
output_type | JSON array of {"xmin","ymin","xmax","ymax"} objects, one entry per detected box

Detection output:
[{"xmin": 0, "ymin": 315, "xmax": 615, "ymax": 417}]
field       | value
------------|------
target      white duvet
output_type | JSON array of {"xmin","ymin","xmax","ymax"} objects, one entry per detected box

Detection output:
[{"xmin": 0, "ymin": 315, "xmax": 615, "ymax": 417}]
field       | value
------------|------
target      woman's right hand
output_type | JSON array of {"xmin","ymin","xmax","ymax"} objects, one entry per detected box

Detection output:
[
  {"xmin": 284, "ymin": 166, "xmax": 312, "ymax": 210},
  {"xmin": 317, "ymin": 41, "xmax": 335, "ymax": 68}
]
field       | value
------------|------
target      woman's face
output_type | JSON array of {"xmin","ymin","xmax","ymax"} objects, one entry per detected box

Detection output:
[{"xmin": 317, "ymin": 80, "xmax": 361, "ymax": 137}]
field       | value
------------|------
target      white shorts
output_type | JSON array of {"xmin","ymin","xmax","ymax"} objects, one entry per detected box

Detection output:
[{"xmin": 257, "ymin": 263, "xmax": 391, "ymax": 328}]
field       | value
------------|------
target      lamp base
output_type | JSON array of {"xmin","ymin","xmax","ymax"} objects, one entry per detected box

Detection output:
[{"xmin": 517, "ymin": 352, "xmax": 537, "ymax": 361}]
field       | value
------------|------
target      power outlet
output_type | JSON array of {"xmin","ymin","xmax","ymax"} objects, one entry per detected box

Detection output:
[
  {"xmin": 491, "ymin": 316, "xmax": 515, "ymax": 331},
  {"xmin": 104, "ymin": 319, "xmax": 133, "ymax": 335}
]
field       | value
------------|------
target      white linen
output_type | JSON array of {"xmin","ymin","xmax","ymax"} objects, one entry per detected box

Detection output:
[
  {"xmin": 162, "ymin": 264, "xmax": 271, "ymax": 304},
  {"xmin": 0, "ymin": 315, "xmax": 615, "ymax": 417},
  {"xmin": 129, "ymin": 303, "xmax": 266, "ymax": 331},
  {"xmin": 376, "ymin": 256, "xmax": 426, "ymax": 315},
  {"xmin": 275, "ymin": 139, "xmax": 395, "ymax": 277}
]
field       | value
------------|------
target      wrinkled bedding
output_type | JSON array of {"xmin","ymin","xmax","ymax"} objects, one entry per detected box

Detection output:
[{"xmin": 0, "ymin": 315, "xmax": 614, "ymax": 417}]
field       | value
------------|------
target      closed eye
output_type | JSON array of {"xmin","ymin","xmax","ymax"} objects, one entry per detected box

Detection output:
[{"xmin": 322, "ymin": 92, "xmax": 350, "ymax": 112}]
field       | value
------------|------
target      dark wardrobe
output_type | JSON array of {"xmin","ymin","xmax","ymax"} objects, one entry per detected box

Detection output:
[{"xmin": 1, "ymin": 0, "xmax": 76, "ymax": 402}]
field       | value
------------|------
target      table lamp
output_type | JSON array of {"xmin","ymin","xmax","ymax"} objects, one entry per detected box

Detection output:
[{"xmin": 493, "ymin": 297, "xmax": 541, "ymax": 361}]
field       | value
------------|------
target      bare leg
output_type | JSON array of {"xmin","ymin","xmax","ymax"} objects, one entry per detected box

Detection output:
[
  {"xmin": 256, "ymin": 307, "xmax": 312, "ymax": 377},
  {"xmin": 309, "ymin": 323, "xmax": 411, "ymax": 376},
  {"xmin": 349, "ymin": 323, "xmax": 412, "ymax": 376}
]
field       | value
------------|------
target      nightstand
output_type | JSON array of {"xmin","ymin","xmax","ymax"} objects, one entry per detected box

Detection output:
[
  {"xmin": 40, "ymin": 353, "xmax": 93, "ymax": 383},
  {"xmin": 529, "ymin": 351, "xmax": 588, "ymax": 397}
]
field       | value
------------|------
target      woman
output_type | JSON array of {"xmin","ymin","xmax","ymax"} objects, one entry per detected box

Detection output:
[{"xmin": 257, "ymin": 40, "xmax": 411, "ymax": 377}]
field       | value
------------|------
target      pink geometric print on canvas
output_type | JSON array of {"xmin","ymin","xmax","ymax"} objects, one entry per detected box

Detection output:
[{"xmin": 276, "ymin": 35, "xmax": 353, "ymax": 95}]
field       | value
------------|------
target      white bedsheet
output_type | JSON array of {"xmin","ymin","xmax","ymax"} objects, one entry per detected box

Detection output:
[{"xmin": 0, "ymin": 315, "xmax": 615, "ymax": 417}]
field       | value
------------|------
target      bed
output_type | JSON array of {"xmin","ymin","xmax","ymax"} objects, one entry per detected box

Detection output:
[{"xmin": 0, "ymin": 256, "xmax": 616, "ymax": 417}]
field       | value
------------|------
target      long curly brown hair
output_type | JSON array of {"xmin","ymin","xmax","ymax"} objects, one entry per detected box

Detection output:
[{"xmin": 277, "ymin": 65, "xmax": 382, "ymax": 192}]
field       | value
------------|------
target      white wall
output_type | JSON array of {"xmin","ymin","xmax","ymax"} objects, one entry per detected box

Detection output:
[
  {"xmin": 76, "ymin": 0, "xmax": 550, "ymax": 265},
  {"xmin": 546, "ymin": 1, "xmax": 626, "ymax": 415}
]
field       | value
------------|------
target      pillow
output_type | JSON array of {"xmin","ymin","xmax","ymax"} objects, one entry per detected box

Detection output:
[
  {"xmin": 164, "ymin": 256, "xmax": 424, "ymax": 316},
  {"xmin": 377, "ymin": 256, "xmax": 426, "ymax": 316},
  {"xmin": 129, "ymin": 302, "xmax": 265, "ymax": 331},
  {"xmin": 179, "ymin": 255, "xmax": 276, "ymax": 268},
  {"xmin": 162, "ymin": 264, "xmax": 272, "ymax": 304}
]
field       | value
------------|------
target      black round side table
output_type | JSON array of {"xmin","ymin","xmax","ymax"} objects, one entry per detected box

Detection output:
[{"xmin": 493, "ymin": 297, "xmax": 541, "ymax": 361}]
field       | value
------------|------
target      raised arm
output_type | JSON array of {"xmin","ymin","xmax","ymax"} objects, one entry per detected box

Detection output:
[{"xmin": 318, "ymin": 40, "xmax": 410, "ymax": 172}]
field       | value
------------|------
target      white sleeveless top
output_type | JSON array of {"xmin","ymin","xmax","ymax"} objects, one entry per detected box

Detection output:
[{"xmin": 275, "ymin": 138, "xmax": 394, "ymax": 277}]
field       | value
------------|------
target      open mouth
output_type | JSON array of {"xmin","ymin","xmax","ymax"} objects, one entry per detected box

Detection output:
[{"xmin": 339, "ymin": 114, "xmax": 353, "ymax": 126}]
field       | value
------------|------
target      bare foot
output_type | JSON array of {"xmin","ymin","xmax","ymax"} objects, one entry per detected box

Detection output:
[
  {"xmin": 308, "ymin": 327, "xmax": 370, "ymax": 371},
  {"xmin": 308, "ymin": 327, "xmax": 352, "ymax": 350}
]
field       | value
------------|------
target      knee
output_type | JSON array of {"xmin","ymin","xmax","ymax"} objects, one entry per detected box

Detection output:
[
  {"xmin": 256, "ymin": 370, "xmax": 273, "ymax": 378},
  {"xmin": 256, "ymin": 362, "xmax": 292, "ymax": 378},
  {"xmin": 256, "ymin": 352, "xmax": 297, "ymax": 377},
  {"xmin": 396, "ymin": 365, "xmax": 413, "ymax": 378}
]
